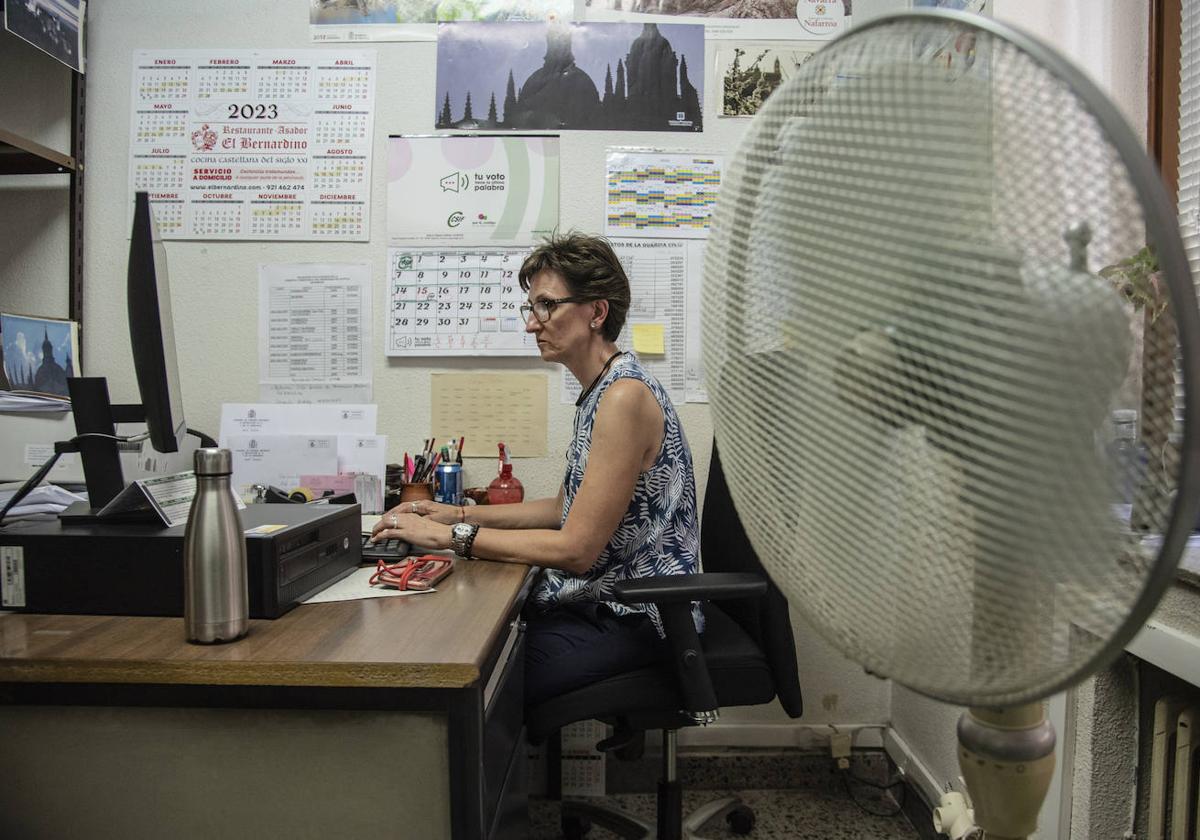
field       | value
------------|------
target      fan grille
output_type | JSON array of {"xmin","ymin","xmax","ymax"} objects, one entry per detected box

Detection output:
[{"xmin": 704, "ymin": 12, "xmax": 1198, "ymax": 706}]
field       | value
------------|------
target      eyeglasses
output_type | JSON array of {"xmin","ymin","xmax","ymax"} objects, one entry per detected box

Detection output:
[{"xmin": 519, "ymin": 296, "xmax": 584, "ymax": 324}]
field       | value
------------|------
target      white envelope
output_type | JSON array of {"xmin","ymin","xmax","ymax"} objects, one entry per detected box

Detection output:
[
  {"xmin": 226, "ymin": 434, "xmax": 339, "ymax": 494},
  {"xmin": 338, "ymin": 434, "xmax": 388, "ymax": 485},
  {"xmin": 218, "ymin": 403, "xmax": 377, "ymax": 446}
]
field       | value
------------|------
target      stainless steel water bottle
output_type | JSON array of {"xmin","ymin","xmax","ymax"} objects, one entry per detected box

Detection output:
[{"xmin": 183, "ymin": 448, "xmax": 248, "ymax": 644}]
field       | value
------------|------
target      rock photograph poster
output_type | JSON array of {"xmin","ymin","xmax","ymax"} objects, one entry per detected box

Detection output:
[{"xmin": 435, "ymin": 21, "xmax": 704, "ymax": 131}]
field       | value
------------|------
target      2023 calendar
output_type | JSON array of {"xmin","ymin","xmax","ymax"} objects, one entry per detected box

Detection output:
[
  {"xmin": 128, "ymin": 50, "xmax": 376, "ymax": 241},
  {"xmin": 386, "ymin": 247, "xmax": 539, "ymax": 357}
]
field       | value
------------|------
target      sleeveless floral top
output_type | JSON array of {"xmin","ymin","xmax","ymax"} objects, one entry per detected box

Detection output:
[{"xmin": 533, "ymin": 353, "xmax": 703, "ymax": 637}]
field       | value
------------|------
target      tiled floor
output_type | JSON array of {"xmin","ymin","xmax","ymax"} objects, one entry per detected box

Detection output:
[{"xmin": 529, "ymin": 785, "xmax": 922, "ymax": 839}]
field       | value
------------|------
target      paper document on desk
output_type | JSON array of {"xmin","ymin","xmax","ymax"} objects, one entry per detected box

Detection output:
[
  {"xmin": 226, "ymin": 435, "xmax": 339, "ymax": 496},
  {"xmin": 219, "ymin": 403, "xmax": 377, "ymax": 445},
  {"xmin": 302, "ymin": 566, "xmax": 435, "ymax": 603},
  {"xmin": 0, "ymin": 482, "xmax": 86, "ymax": 520}
]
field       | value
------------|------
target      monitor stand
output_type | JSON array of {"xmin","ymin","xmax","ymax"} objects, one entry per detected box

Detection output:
[{"xmin": 59, "ymin": 376, "xmax": 148, "ymax": 523}]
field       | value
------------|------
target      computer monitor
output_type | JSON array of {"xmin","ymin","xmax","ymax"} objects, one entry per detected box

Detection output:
[
  {"xmin": 0, "ymin": 193, "xmax": 200, "ymax": 523},
  {"xmin": 127, "ymin": 190, "xmax": 187, "ymax": 454},
  {"xmin": 59, "ymin": 192, "xmax": 198, "ymax": 515}
]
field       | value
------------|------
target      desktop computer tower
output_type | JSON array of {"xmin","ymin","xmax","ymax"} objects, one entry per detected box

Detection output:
[{"xmin": 0, "ymin": 503, "xmax": 361, "ymax": 619}]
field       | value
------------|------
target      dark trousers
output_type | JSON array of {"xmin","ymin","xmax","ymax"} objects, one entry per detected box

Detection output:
[{"xmin": 524, "ymin": 601, "xmax": 666, "ymax": 709}]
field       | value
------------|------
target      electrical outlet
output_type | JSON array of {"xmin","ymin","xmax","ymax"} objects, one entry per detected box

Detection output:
[{"xmin": 830, "ymin": 731, "xmax": 852, "ymax": 759}]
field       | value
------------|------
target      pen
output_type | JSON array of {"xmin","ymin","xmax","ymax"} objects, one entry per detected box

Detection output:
[{"xmin": 457, "ymin": 436, "xmax": 465, "ymax": 464}]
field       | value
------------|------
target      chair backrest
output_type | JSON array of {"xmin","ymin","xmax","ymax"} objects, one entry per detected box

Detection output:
[{"xmin": 702, "ymin": 440, "xmax": 804, "ymax": 718}]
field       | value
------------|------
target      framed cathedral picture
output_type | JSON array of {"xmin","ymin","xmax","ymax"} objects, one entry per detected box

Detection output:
[{"xmin": 0, "ymin": 312, "xmax": 80, "ymax": 400}]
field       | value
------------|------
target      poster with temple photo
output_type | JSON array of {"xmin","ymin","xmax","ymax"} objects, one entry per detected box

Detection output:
[
  {"xmin": 435, "ymin": 21, "xmax": 704, "ymax": 132},
  {"xmin": 581, "ymin": 0, "xmax": 849, "ymax": 41}
]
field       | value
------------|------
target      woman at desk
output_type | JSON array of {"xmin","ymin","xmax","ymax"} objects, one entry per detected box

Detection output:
[{"xmin": 372, "ymin": 232, "xmax": 701, "ymax": 705}]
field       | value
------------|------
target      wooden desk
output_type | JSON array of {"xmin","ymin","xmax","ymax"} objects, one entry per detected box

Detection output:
[{"xmin": 0, "ymin": 559, "xmax": 536, "ymax": 840}]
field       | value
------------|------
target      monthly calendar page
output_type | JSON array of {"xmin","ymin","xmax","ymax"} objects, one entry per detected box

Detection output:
[
  {"xmin": 385, "ymin": 247, "xmax": 538, "ymax": 357},
  {"xmin": 129, "ymin": 50, "xmax": 376, "ymax": 241}
]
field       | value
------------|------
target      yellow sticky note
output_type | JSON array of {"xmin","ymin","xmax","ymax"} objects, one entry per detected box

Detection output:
[{"xmin": 631, "ymin": 323, "xmax": 665, "ymax": 355}]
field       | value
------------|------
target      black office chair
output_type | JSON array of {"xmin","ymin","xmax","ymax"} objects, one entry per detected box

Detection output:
[{"xmin": 526, "ymin": 441, "xmax": 804, "ymax": 839}]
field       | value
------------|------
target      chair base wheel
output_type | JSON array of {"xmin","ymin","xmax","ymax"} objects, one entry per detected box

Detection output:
[
  {"xmin": 562, "ymin": 813, "xmax": 591, "ymax": 839},
  {"xmin": 562, "ymin": 800, "xmax": 651, "ymax": 839},
  {"xmin": 726, "ymin": 804, "xmax": 755, "ymax": 835}
]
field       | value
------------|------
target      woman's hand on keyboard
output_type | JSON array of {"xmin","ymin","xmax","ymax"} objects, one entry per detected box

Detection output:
[
  {"xmin": 384, "ymin": 499, "xmax": 463, "ymax": 525},
  {"xmin": 371, "ymin": 510, "xmax": 451, "ymax": 550}
]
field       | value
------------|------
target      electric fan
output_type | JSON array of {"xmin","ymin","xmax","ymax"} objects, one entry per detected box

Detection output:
[{"xmin": 703, "ymin": 9, "xmax": 1200, "ymax": 838}]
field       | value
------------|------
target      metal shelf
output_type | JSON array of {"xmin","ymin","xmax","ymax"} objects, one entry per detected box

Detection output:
[
  {"xmin": 0, "ymin": 127, "xmax": 76, "ymax": 175},
  {"xmin": 0, "ymin": 70, "xmax": 85, "ymax": 334}
]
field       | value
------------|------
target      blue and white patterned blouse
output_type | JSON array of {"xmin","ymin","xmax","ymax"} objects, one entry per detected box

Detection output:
[{"xmin": 533, "ymin": 353, "xmax": 703, "ymax": 637}]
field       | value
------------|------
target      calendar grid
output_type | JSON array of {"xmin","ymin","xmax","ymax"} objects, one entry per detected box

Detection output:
[
  {"xmin": 386, "ymin": 248, "xmax": 538, "ymax": 357},
  {"xmin": 129, "ymin": 50, "xmax": 376, "ymax": 241}
]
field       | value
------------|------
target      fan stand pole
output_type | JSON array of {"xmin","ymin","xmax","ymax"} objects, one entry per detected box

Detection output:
[{"xmin": 957, "ymin": 704, "xmax": 1057, "ymax": 839}]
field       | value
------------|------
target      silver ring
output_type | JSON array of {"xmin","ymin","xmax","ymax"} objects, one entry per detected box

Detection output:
[
  {"xmin": 411, "ymin": 502, "xmax": 417, "ymax": 513},
  {"xmin": 389, "ymin": 514, "xmax": 398, "ymax": 528}
]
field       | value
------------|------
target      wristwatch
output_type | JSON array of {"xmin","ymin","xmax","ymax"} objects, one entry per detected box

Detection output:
[{"xmin": 449, "ymin": 522, "xmax": 479, "ymax": 559}]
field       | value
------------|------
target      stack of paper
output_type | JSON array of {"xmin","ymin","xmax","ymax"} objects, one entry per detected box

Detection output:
[
  {"xmin": 218, "ymin": 404, "xmax": 387, "ymax": 512},
  {"xmin": 0, "ymin": 482, "xmax": 86, "ymax": 519},
  {"xmin": 0, "ymin": 392, "xmax": 70, "ymax": 413}
]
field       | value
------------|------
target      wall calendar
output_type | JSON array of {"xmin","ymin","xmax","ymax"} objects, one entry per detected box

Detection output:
[
  {"xmin": 128, "ymin": 49, "xmax": 376, "ymax": 241},
  {"xmin": 385, "ymin": 247, "xmax": 538, "ymax": 357}
]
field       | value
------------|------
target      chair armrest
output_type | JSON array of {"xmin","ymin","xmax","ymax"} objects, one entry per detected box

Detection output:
[
  {"xmin": 612, "ymin": 573, "xmax": 766, "ymax": 724},
  {"xmin": 612, "ymin": 572, "xmax": 766, "ymax": 606}
]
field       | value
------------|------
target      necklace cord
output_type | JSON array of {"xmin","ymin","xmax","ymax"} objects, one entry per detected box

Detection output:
[{"xmin": 575, "ymin": 350, "xmax": 625, "ymax": 407}]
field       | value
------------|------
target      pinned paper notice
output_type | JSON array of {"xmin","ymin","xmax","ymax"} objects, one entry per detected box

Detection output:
[{"xmin": 631, "ymin": 323, "xmax": 666, "ymax": 355}]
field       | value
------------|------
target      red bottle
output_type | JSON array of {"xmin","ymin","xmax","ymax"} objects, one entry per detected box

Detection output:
[{"xmin": 487, "ymin": 442, "xmax": 524, "ymax": 504}]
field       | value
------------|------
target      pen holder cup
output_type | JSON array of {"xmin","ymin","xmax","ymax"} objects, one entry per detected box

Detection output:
[{"xmin": 399, "ymin": 481, "xmax": 434, "ymax": 503}]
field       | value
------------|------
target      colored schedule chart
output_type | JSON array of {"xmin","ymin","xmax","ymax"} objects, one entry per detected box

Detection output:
[
  {"xmin": 128, "ymin": 49, "xmax": 376, "ymax": 240},
  {"xmin": 386, "ymin": 247, "xmax": 538, "ymax": 357},
  {"xmin": 604, "ymin": 150, "xmax": 722, "ymax": 240}
]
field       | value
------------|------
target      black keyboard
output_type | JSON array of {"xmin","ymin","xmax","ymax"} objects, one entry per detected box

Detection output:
[{"xmin": 361, "ymin": 533, "xmax": 411, "ymax": 561}]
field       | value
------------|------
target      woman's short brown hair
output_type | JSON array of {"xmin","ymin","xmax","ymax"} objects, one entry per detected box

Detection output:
[{"xmin": 519, "ymin": 232, "xmax": 631, "ymax": 342}]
